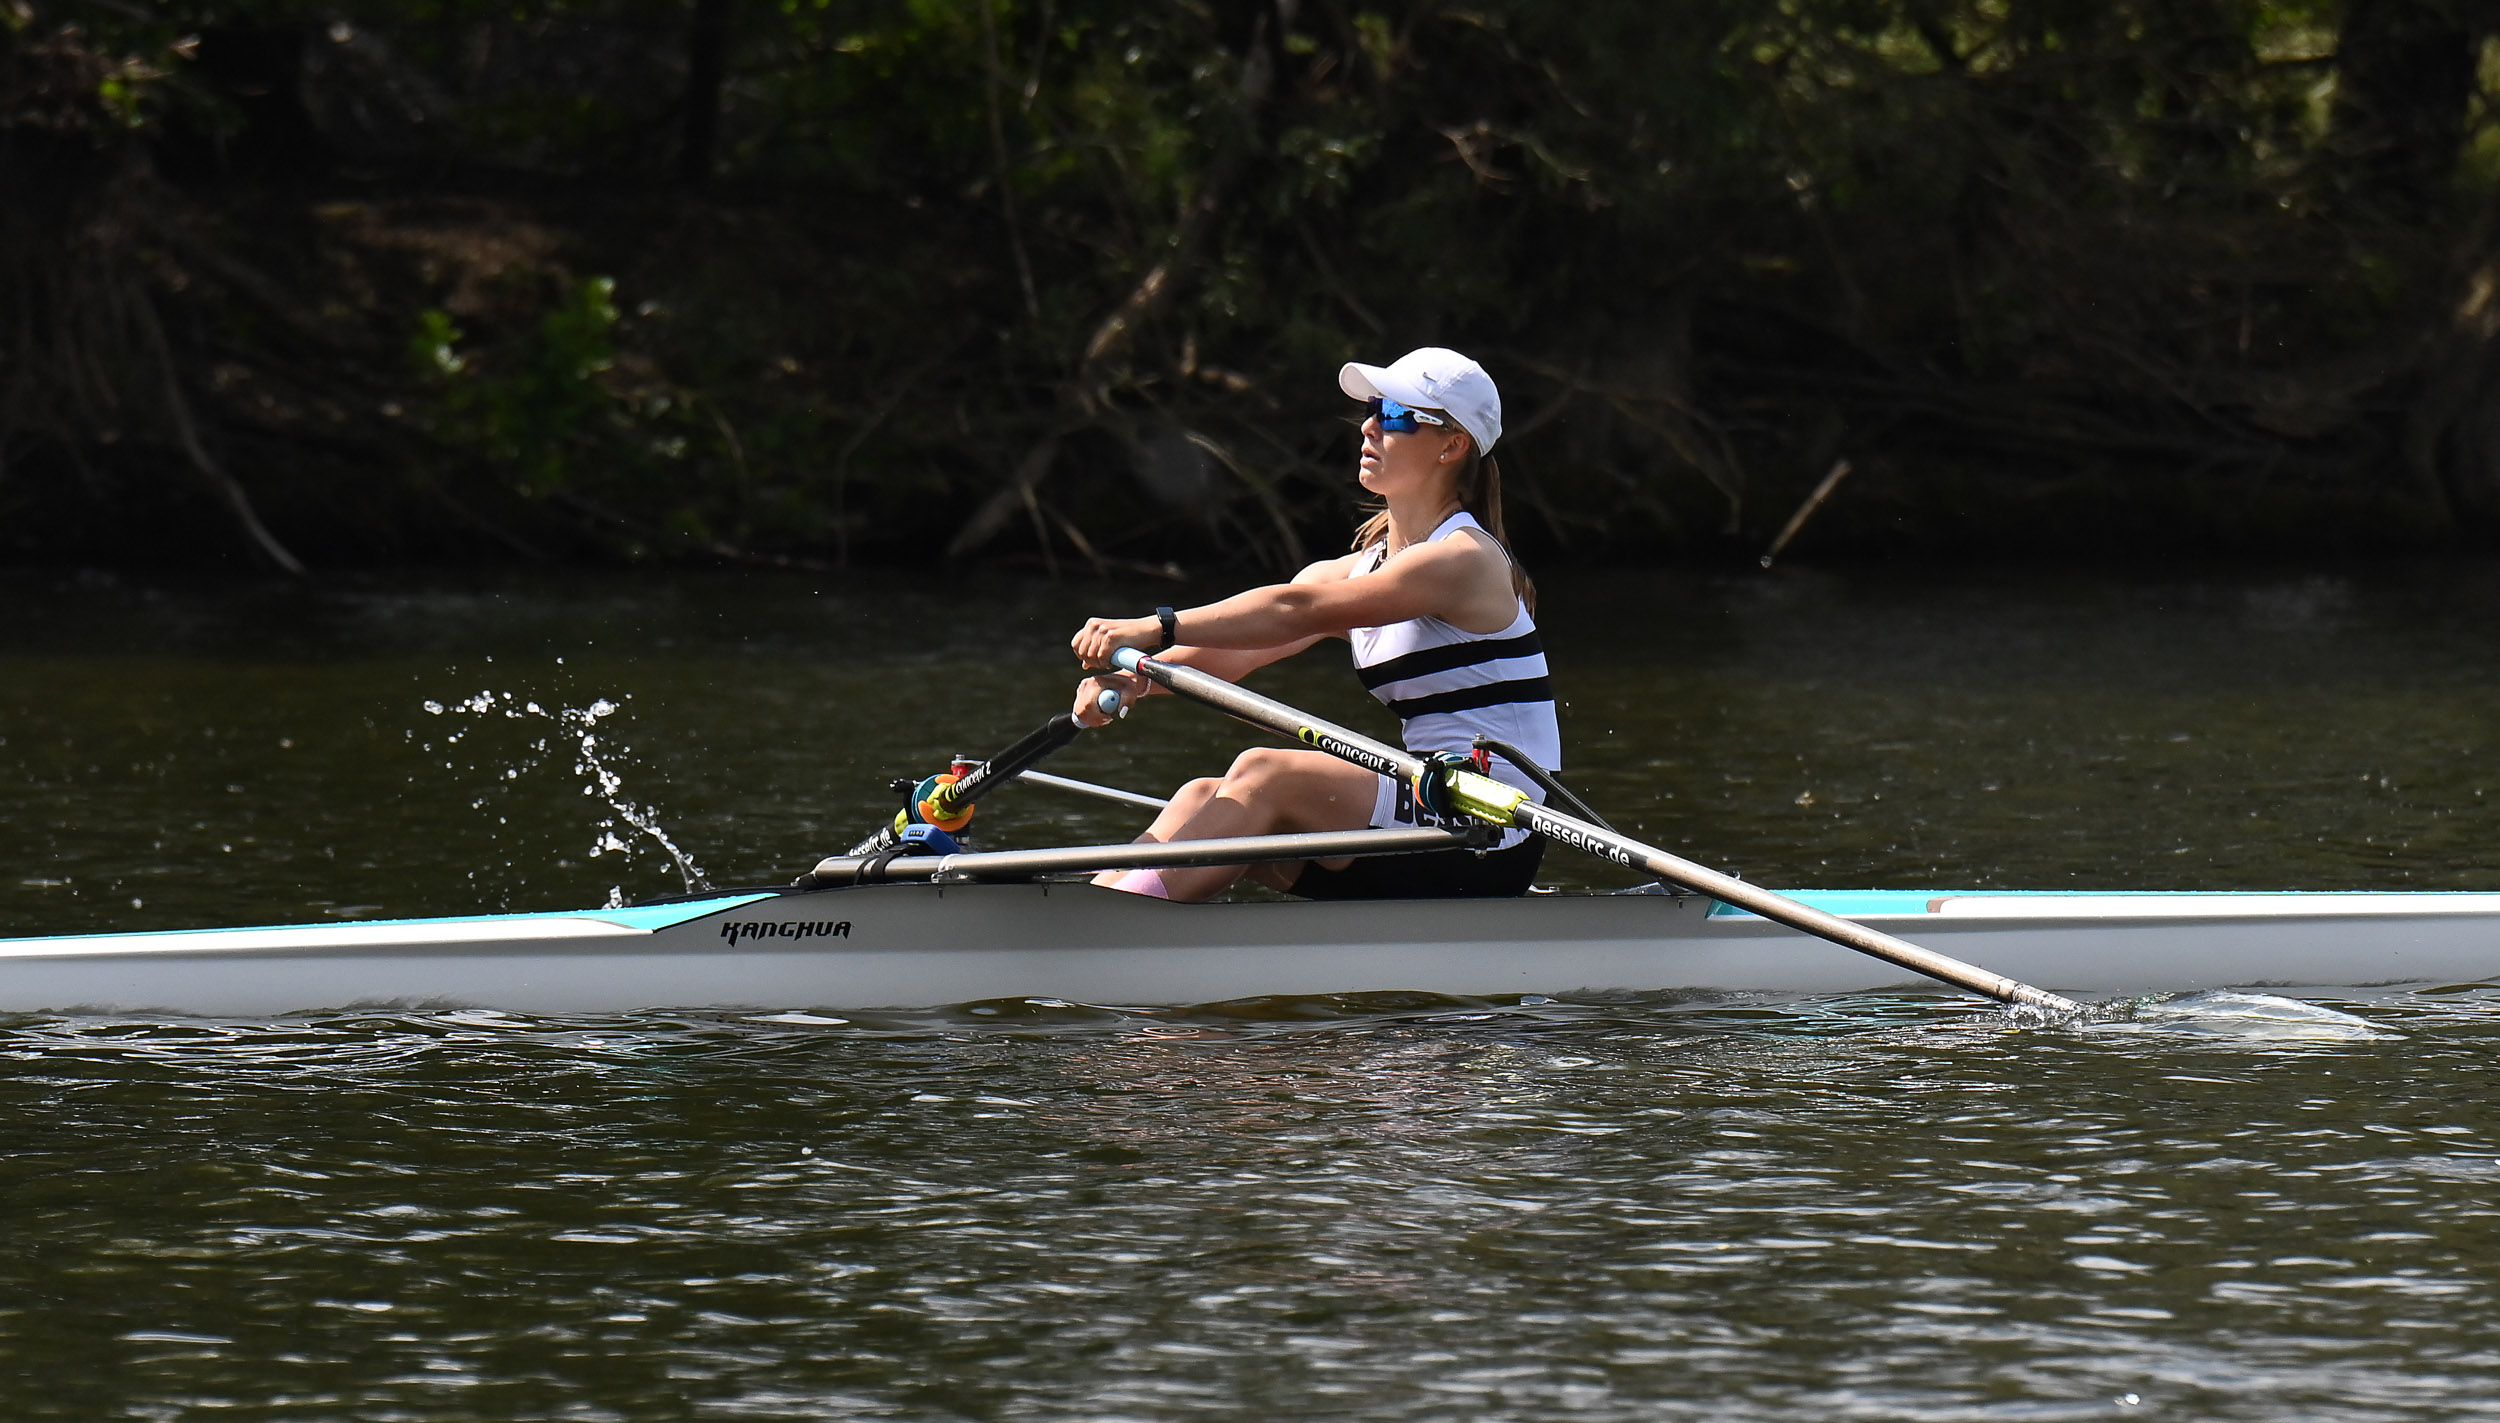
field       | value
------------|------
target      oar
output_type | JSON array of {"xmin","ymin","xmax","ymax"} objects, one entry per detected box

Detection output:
[
  {"xmin": 845, "ymin": 693, "xmax": 1121, "ymax": 857},
  {"xmin": 807, "ymin": 825, "xmax": 1484, "ymax": 885},
  {"xmin": 1109, "ymin": 648, "xmax": 2082, "ymax": 1016},
  {"xmin": 1015, "ymin": 768, "xmax": 1170, "ymax": 812}
]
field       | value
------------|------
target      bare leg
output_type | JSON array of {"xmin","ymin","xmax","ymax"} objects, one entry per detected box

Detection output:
[
  {"xmin": 1090, "ymin": 777, "xmax": 1221, "ymax": 889},
  {"xmin": 1138, "ymin": 777, "xmax": 1222, "ymax": 844},
  {"xmin": 1101, "ymin": 747, "xmax": 1378, "ymax": 903}
]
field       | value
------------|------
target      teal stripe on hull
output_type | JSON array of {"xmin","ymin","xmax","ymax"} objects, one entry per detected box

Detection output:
[
  {"xmin": 1708, "ymin": 891, "xmax": 1941, "ymax": 918},
  {"xmin": 1706, "ymin": 889, "xmax": 2500, "ymax": 919},
  {"xmin": 564, "ymin": 895, "xmax": 777, "ymax": 931},
  {"xmin": 7, "ymin": 892, "xmax": 778, "ymax": 946}
]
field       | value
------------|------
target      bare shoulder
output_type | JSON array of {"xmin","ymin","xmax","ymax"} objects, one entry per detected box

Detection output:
[
  {"xmin": 1407, "ymin": 524, "xmax": 1522, "ymax": 632},
  {"xmin": 1443, "ymin": 523, "xmax": 1515, "ymax": 571},
  {"xmin": 1383, "ymin": 525, "xmax": 1509, "ymax": 582}
]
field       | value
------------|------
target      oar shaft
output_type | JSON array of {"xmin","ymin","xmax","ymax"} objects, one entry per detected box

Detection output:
[
  {"xmin": 1112, "ymin": 649, "xmax": 1425, "ymax": 780},
  {"xmin": 1509, "ymin": 801, "xmax": 2078, "ymax": 1013},
  {"xmin": 952, "ymin": 714, "xmax": 1086, "ymax": 802},
  {"xmin": 811, "ymin": 826, "xmax": 1482, "ymax": 885},
  {"xmin": 1110, "ymin": 648, "xmax": 2082, "ymax": 1015},
  {"xmin": 846, "ymin": 712, "xmax": 1087, "ymax": 857},
  {"xmin": 1015, "ymin": 768, "xmax": 1171, "ymax": 811}
]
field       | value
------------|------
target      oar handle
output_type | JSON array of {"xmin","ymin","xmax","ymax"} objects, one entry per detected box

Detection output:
[{"xmin": 1111, "ymin": 648, "xmax": 2083, "ymax": 1015}]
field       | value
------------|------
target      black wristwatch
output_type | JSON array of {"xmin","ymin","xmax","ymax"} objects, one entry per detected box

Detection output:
[{"xmin": 1154, "ymin": 606, "xmax": 1179, "ymax": 652}]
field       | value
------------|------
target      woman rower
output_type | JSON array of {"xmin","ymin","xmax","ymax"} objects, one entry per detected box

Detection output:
[{"xmin": 1070, "ymin": 347, "xmax": 1560, "ymax": 901}]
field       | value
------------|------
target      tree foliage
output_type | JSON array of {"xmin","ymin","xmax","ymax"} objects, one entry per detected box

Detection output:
[{"xmin": 3, "ymin": 0, "xmax": 2499, "ymax": 570}]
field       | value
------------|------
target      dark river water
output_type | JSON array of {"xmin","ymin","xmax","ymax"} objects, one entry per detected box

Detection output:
[{"xmin": 7, "ymin": 563, "xmax": 2500, "ymax": 1419}]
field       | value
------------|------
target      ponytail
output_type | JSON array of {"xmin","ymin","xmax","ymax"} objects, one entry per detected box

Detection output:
[{"xmin": 1461, "ymin": 449, "xmax": 1536, "ymax": 614}]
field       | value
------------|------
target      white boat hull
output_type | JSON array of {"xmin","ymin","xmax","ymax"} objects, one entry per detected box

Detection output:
[{"xmin": 3, "ymin": 885, "xmax": 2499, "ymax": 1016}]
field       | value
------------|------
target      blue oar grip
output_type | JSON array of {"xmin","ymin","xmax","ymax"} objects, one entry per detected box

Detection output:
[{"xmin": 1112, "ymin": 647, "xmax": 1147, "ymax": 673}]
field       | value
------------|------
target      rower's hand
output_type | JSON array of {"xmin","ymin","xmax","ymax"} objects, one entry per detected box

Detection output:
[
  {"xmin": 1073, "ymin": 672, "xmax": 1147, "ymax": 728},
  {"xmin": 1071, "ymin": 615, "xmax": 1162, "ymax": 670}
]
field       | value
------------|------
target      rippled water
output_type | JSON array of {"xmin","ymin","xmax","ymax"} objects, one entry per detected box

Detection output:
[
  {"xmin": 9, "ymin": 563, "xmax": 2500, "ymax": 1417},
  {"xmin": 12, "ymin": 990, "xmax": 2500, "ymax": 1419}
]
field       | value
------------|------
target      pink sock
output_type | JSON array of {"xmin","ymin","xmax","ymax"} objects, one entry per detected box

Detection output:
[{"xmin": 1107, "ymin": 869, "xmax": 1171, "ymax": 899}]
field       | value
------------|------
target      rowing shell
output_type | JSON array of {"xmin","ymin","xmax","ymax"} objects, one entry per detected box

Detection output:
[{"xmin": 1, "ymin": 885, "xmax": 2496, "ymax": 1017}]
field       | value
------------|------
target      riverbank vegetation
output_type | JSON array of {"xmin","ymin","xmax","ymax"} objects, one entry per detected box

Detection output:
[{"xmin": 4, "ymin": 0, "xmax": 2498, "ymax": 572}]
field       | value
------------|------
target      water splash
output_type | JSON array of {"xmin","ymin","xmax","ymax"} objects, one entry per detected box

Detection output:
[
  {"xmin": 420, "ymin": 690, "xmax": 708, "ymax": 896},
  {"xmin": 2084, "ymin": 989, "xmax": 2395, "ymax": 1041}
]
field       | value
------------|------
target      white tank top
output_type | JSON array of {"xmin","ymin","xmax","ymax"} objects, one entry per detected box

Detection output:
[{"xmin": 1347, "ymin": 512, "xmax": 1561, "ymax": 841}]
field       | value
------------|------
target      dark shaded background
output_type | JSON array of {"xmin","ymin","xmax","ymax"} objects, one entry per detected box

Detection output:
[{"xmin": 5, "ymin": 0, "xmax": 2498, "ymax": 576}]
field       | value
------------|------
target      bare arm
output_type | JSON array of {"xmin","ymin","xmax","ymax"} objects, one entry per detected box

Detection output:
[
  {"xmin": 1069, "ymin": 555, "xmax": 1351, "ymax": 725},
  {"xmin": 1070, "ymin": 532, "xmax": 1514, "ymax": 668}
]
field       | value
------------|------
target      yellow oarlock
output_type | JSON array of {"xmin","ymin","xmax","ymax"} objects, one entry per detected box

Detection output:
[{"xmin": 1443, "ymin": 768, "xmax": 1527, "ymax": 825}]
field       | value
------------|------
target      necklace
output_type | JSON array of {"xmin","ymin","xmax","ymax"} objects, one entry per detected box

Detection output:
[{"xmin": 1387, "ymin": 503, "xmax": 1462, "ymax": 556}]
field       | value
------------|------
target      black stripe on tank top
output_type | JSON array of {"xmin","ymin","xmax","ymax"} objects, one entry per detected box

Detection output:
[
  {"xmin": 1382, "ymin": 675, "xmax": 1557, "ymax": 720},
  {"xmin": 1355, "ymin": 631, "xmax": 1548, "ymax": 692}
]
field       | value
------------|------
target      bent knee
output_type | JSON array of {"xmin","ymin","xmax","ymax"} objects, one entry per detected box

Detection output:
[{"xmin": 1223, "ymin": 746, "xmax": 1315, "ymax": 790}]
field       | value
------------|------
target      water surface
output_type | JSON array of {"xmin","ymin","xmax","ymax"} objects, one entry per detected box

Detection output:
[
  {"xmin": 7, "ymin": 563, "xmax": 2496, "ymax": 929},
  {"xmin": 5, "ymin": 563, "xmax": 2500, "ymax": 1418}
]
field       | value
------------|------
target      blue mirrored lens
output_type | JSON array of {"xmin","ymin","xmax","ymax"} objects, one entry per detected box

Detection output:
[{"xmin": 1369, "ymin": 397, "xmax": 1422, "ymax": 433}]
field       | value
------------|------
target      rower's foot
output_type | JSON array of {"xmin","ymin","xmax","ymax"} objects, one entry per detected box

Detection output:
[{"xmin": 1100, "ymin": 869, "xmax": 1171, "ymax": 899}]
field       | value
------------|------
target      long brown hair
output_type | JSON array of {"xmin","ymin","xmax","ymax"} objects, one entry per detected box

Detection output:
[{"xmin": 1352, "ymin": 428, "xmax": 1537, "ymax": 613}]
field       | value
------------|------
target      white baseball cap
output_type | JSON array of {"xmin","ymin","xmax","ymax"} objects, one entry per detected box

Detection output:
[{"xmin": 1339, "ymin": 347, "xmax": 1503, "ymax": 454}]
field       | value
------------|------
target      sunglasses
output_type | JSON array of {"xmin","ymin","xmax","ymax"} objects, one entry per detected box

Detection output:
[{"xmin": 1365, "ymin": 397, "xmax": 1449, "ymax": 434}]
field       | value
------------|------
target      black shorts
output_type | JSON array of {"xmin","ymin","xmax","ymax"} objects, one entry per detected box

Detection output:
[{"xmin": 1285, "ymin": 834, "xmax": 1545, "ymax": 901}]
